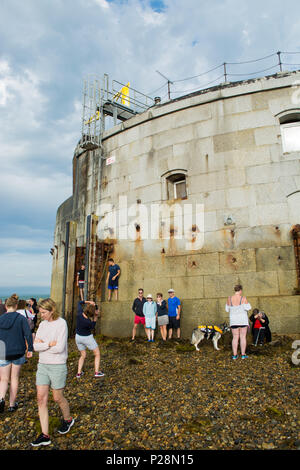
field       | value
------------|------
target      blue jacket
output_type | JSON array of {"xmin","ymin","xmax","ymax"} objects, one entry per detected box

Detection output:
[{"xmin": 0, "ymin": 312, "xmax": 33, "ymax": 358}]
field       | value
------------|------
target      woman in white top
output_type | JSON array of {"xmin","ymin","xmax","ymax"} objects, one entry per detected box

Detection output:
[{"xmin": 225, "ymin": 285, "xmax": 251, "ymax": 360}]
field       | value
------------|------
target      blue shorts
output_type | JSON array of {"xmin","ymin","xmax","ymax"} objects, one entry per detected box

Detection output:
[
  {"xmin": 0, "ymin": 356, "xmax": 26, "ymax": 367},
  {"xmin": 108, "ymin": 280, "xmax": 119, "ymax": 290}
]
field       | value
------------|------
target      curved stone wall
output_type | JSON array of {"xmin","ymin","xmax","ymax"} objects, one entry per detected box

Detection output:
[{"xmin": 51, "ymin": 71, "xmax": 300, "ymax": 336}]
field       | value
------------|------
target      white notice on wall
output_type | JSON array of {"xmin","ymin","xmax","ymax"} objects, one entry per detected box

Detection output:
[{"xmin": 106, "ymin": 155, "xmax": 116, "ymax": 165}]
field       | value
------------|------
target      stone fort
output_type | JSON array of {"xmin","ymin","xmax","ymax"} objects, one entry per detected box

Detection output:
[{"xmin": 51, "ymin": 71, "xmax": 300, "ymax": 337}]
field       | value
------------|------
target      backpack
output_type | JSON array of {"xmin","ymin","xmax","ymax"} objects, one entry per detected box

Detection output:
[{"xmin": 24, "ymin": 310, "xmax": 35, "ymax": 331}]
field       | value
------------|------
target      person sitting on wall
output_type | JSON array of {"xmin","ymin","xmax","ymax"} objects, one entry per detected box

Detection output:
[
  {"xmin": 106, "ymin": 258, "xmax": 121, "ymax": 301},
  {"xmin": 77, "ymin": 264, "xmax": 85, "ymax": 301}
]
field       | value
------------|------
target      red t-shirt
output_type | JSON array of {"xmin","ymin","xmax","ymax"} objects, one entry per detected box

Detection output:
[{"xmin": 254, "ymin": 319, "xmax": 262, "ymax": 329}]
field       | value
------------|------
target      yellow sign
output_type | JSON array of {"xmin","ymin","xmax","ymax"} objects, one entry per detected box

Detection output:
[{"xmin": 113, "ymin": 82, "xmax": 130, "ymax": 107}]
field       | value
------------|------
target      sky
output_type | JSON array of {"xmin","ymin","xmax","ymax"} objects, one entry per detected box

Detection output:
[{"xmin": 0, "ymin": 0, "xmax": 300, "ymax": 290}]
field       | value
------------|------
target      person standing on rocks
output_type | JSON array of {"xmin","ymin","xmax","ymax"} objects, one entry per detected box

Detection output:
[
  {"xmin": 0, "ymin": 294, "xmax": 33, "ymax": 413},
  {"xmin": 77, "ymin": 264, "xmax": 86, "ymax": 301},
  {"xmin": 106, "ymin": 259, "xmax": 121, "ymax": 301},
  {"xmin": 167, "ymin": 289, "xmax": 181, "ymax": 340},
  {"xmin": 225, "ymin": 284, "xmax": 251, "ymax": 360},
  {"xmin": 156, "ymin": 293, "xmax": 168, "ymax": 341},
  {"xmin": 131, "ymin": 288, "xmax": 147, "ymax": 341},
  {"xmin": 75, "ymin": 300, "xmax": 104, "ymax": 378},
  {"xmin": 31, "ymin": 298, "xmax": 74, "ymax": 447},
  {"xmin": 26, "ymin": 298, "xmax": 39, "ymax": 335},
  {"xmin": 143, "ymin": 294, "xmax": 157, "ymax": 342}
]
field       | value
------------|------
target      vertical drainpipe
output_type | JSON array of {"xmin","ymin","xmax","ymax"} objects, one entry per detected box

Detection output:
[
  {"xmin": 62, "ymin": 221, "xmax": 70, "ymax": 319},
  {"xmin": 84, "ymin": 214, "xmax": 92, "ymax": 300}
]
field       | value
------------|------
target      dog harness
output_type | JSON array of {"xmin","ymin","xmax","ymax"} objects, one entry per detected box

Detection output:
[{"xmin": 197, "ymin": 325, "xmax": 223, "ymax": 339}]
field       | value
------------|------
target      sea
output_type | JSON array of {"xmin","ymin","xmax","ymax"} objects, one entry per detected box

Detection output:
[{"xmin": 0, "ymin": 287, "xmax": 51, "ymax": 303}]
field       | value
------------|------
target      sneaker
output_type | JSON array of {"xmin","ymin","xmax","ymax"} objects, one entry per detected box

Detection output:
[
  {"xmin": 76, "ymin": 372, "xmax": 84, "ymax": 379},
  {"xmin": 241, "ymin": 355, "xmax": 249, "ymax": 359},
  {"xmin": 94, "ymin": 371, "xmax": 105, "ymax": 378},
  {"xmin": 232, "ymin": 355, "xmax": 238, "ymax": 360},
  {"xmin": 31, "ymin": 433, "xmax": 51, "ymax": 447},
  {"xmin": 57, "ymin": 418, "xmax": 75, "ymax": 435},
  {"xmin": 8, "ymin": 402, "xmax": 18, "ymax": 412},
  {"xmin": 0, "ymin": 399, "xmax": 4, "ymax": 413}
]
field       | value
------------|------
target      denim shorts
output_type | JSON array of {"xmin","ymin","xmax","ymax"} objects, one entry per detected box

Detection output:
[{"xmin": 0, "ymin": 356, "xmax": 26, "ymax": 367}]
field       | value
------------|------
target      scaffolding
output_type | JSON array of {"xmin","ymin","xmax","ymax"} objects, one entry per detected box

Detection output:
[{"xmin": 81, "ymin": 74, "xmax": 155, "ymax": 150}]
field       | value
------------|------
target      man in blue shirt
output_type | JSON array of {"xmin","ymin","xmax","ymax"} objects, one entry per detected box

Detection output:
[
  {"xmin": 167, "ymin": 289, "xmax": 181, "ymax": 339},
  {"xmin": 106, "ymin": 258, "xmax": 121, "ymax": 301}
]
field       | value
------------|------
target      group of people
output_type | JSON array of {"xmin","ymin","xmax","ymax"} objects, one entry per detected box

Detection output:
[
  {"xmin": 0, "ymin": 293, "xmax": 106, "ymax": 447},
  {"xmin": 0, "ymin": 281, "xmax": 271, "ymax": 447},
  {"xmin": 96, "ymin": 260, "xmax": 271, "ymax": 357},
  {"xmin": 0, "ymin": 294, "xmax": 76, "ymax": 446},
  {"xmin": 131, "ymin": 288, "xmax": 181, "ymax": 342},
  {"xmin": 130, "ymin": 284, "xmax": 271, "ymax": 358}
]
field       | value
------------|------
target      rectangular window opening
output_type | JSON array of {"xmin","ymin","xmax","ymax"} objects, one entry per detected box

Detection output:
[{"xmin": 281, "ymin": 122, "xmax": 300, "ymax": 153}]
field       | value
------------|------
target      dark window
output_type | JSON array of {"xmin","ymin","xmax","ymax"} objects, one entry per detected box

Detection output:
[{"xmin": 167, "ymin": 173, "xmax": 187, "ymax": 200}]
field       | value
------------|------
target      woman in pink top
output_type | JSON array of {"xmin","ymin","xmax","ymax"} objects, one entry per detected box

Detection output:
[{"xmin": 31, "ymin": 298, "xmax": 74, "ymax": 447}]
